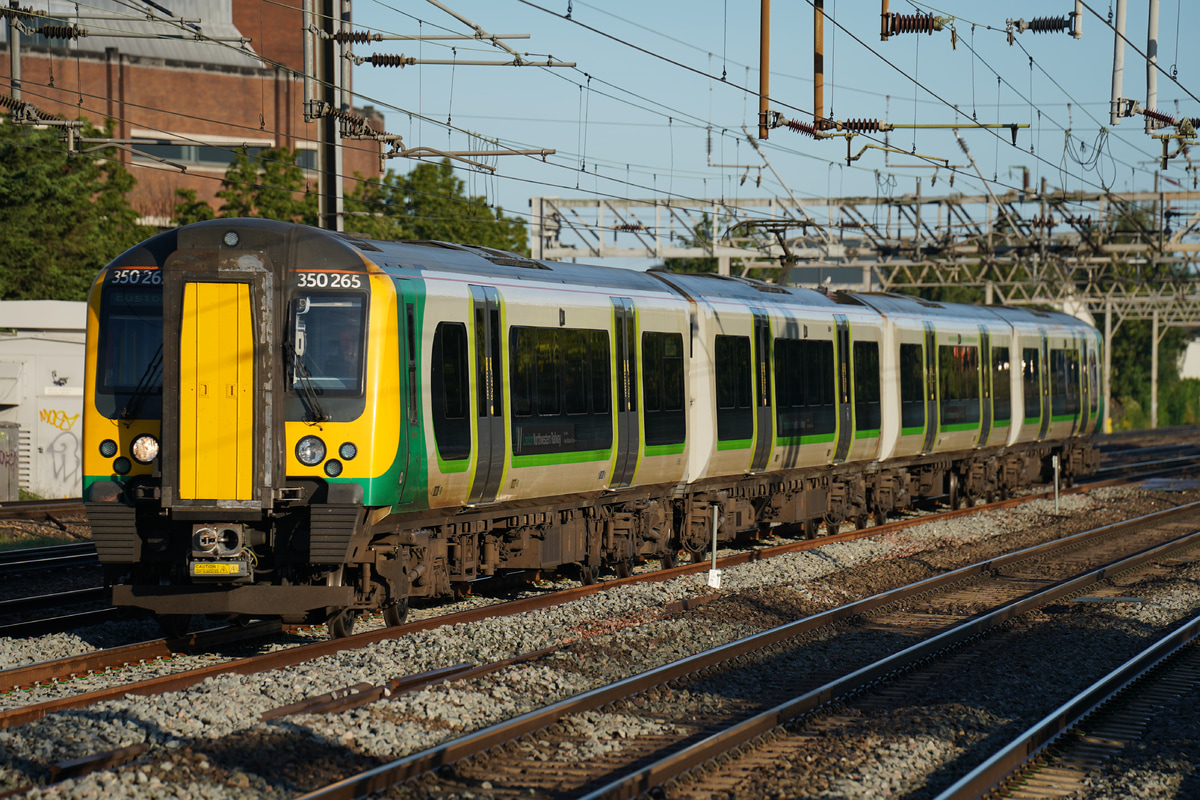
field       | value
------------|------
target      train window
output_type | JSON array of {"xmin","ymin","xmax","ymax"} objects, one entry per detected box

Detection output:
[
  {"xmin": 590, "ymin": 331, "xmax": 612, "ymax": 414},
  {"xmin": 899, "ymin": 343, "xmax": 924, "ymax": 431},
  {"xmin": 508, "ymin": 326, "xmax": 614, "ymax": 457},
  {"xmin": 938, "ymin": 345, "xmax": 981, "ymax": 427},
  {"xmin": 992, "ymin": 346, "xmax": 1012, "ymax": 422},
  {"xmin": 564, "ymin": 330, "xmax": 589, "ymax": 415},
  {"xmin": 1088, "ymin": 349, "xmax": 1100, "ymax": 414},
  {"xmin": 1050, "ymin": 348, "xmax": 1081, "ymax": 417},
  {"xmin": 853, "ymin": 341, "xmax": 881, "ymax": 433},
  {"xmin": 535, "ymin": 330, "xmax": 561, "ymax": 416},
  {"xmin": 715, "ymin": 335, "xmax": 753, "ymax": 442},
  {"xmin": 642, "ymin": 331, "xmax": 686, "ymax": 447},
  {"xmin": 643, "ymin": 333, "xmax": 663, "ymax": 412},
  {"xmin": 95, "ymin": 283, "xmax": 164, "ymax": 418},
  {"xmin": 510, "ymin": 327, "xmax": 534, "ymax": 417},
  {"xmin": 289, "ymin": 294, "xmax": 366, "ymax": 396},
  {"xmin": 773, "ymin": 338, "xmax": 836, "ymax": 440},
  {"xmin": 1022, "ymin": 347, "xmax": 1041, "ymax": 422},
  {"xmin": 431, "ymin": 322, "xmax": 471, "ymax": 461}
]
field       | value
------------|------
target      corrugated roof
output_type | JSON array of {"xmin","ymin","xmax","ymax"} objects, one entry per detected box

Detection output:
[{"xmin": 3, "ymin": 0, "xmax": 263, "ymax": 70}]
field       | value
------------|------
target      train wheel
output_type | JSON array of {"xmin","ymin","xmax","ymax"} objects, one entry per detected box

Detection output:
[
  {"xmin": 999, "ymin": 485, "xmax": 1010, "ymax": 501},
  {"xmin": 383, "ymin": 599, "xmax": 409, "ymax": 627},
  {"xmin": 661, "ymin": 550, "xmax": 678, "ymax": 570},
  {"xmin": 327, "ymin": 609, "xmax": 356, "ymax": 639},
  {"xmin": 803, "ymin": 518, "xmax": 820, "ymax": 539},
  {"xmin": 948, "ymin": 473, "xmax": 961, "ymax": 510},
  {"xmin": 855, "ymin": 514, "xmax": 869, "ymax": 530},
  {"xmin": 874, "ymin": 506, "xmax": 889, "ymax": 526},
  {"xmin": 157, "ymin": 614, "xmax": 191, "ymax": 640},
  {"xmin": 964, "ymin": 493, "xmax": 976, "ymax": 508},
  {"xmin": 615, "ymin": 559, "xmax": 635, "ymax": 579},
  {"xmin": 578, "ymin": 564, "xmax": 598, "ymax": 585},
  {"xmin": 985, "ymin": 490, "xmax": 997, "ymax": 505},
  {"xmin": 825, "ymin": 521, "xmax": 840, "ymax": 537}
]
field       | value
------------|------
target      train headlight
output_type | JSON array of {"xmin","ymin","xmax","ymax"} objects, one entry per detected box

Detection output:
[
  {"xmin": 296, "ymin": 435, "xmax": 326, "ymax": 466},
  {"xmin": 130, "ymin": 434, "xmax": 160, "ymax": 464},
  {"xmin": 324, "ymin": 460, "xmax": 343, "ymax": 477},
  {"xmin": 99, "ymin": 439, "xmax": 118, "ymax": 458},
  {"xmin": 339, "ymin": 442, "xmax": 357, "ymax": 460}
]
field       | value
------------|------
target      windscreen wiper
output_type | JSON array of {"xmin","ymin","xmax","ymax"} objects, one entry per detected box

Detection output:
[
  {"xmin": 284, "ymin": 341, "xmax": 330, "ymax": 423},
  {"xmin": 118, "ymin": 344, "xmax": 163, "ymax": 424}
]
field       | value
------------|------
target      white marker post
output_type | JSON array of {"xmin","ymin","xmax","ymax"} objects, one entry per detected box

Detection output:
[
  {"xmin": 1053, "ymin": 454, "xmax": 1061, "ymax": 514},
  {"xmin": 708, "ymin": 503, "xmax": 722, "ymax": 588}
]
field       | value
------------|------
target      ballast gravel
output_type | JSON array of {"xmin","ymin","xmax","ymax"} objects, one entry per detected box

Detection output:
[{"xmin": 0, "ymin": 485, "xmax": 1196, "ymax": 799}]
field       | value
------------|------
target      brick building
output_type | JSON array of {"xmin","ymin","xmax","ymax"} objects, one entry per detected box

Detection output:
[{"xmin": 0, "ymin": 0, "xmax": 382, "ymax": 224}]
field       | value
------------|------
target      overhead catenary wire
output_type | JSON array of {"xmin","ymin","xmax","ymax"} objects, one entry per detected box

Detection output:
[{"xmin": 5, "ymin": 0, "xmax": 1179, "ymax": 244}]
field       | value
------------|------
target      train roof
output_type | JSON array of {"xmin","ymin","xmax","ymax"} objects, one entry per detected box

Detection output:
[
  {"xmin": 349, "ymin": 236, "xmax": 677, "ymax": 295},
  {"xmin": 845, "ymin": 291, "xmax": 1095, "ymax": 331},
  {"xmin": 346, "ymin": 233, "xmax": 843, "ymax": 309}
]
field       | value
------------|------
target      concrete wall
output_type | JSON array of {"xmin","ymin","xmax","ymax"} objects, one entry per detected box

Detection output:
[{"xmin": 0, "ymin": 301, "xmax": 87, "ymax": 499}]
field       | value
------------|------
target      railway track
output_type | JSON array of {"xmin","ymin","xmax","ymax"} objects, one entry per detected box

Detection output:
[
  {"xmin": 0, "ymin": 458, "xmax": 1194, "ymax": 679},
  {"xmin": 288, "ymin": 500, "xmax": 1200, "ymax": 799},
  {"xmin": 0, "ymin": 482, "xmax": 1195, "ymax": 797},
  {"xmin": 938, "ymin": 615, "xmax": 1200, "ymax": 799},
  {"xmin": 0, "ymin": 498, "xmax": 85, "ymax": 521},
  {"xmin": 0, "ymin": 475, "xmax": 1151, "ymax": 701}
]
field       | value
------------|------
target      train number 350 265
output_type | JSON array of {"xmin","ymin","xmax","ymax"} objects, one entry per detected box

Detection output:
[
  {"xmin": 109, "ymin": 269, "xmax": 163, "ymax": 285},
  {"xmin": 296, "ymin": 272, "xmax": 363, "ymax": 289}
]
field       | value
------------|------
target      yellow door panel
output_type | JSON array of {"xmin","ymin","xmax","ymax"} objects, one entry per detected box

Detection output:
[{"xmin": 179, "ymin": 282, "xmax": 254, "ymax": 500}]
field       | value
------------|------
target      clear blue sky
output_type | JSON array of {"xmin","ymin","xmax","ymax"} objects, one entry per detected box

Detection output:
[{"xmin": 351, "ymin": 1, "xmax": 1198, "ymax": 234}]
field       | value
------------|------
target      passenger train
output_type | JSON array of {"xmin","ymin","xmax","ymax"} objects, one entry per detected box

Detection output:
[{"xmin": 82, "ymin": 219, "xmax": 1101, "ymax": 636}]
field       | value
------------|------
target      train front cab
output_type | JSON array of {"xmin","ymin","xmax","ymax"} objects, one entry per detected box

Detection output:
[{"xmin": 84, "ymin": 220, "xmax": 408, "ymax": 629}]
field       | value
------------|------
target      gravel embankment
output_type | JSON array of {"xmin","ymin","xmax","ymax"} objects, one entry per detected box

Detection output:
[{"xmin": 0, "ymin": 485, "xmax": 1195, "ymax": 799}]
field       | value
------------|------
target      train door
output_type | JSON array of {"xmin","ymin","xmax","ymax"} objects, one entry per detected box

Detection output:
[
  {"xmin": 977, "ymin": 325, "xmax": 993, "ymax": 446},
  {"xmin": 396, "ymin": 279, "xmax": 419, "ymax": 505},
  {"xmin": 178, "ymin": 281, "xmax": 255, "ymax": 501},
  {"xmin": 610, "ymin": 297, "xmax": 639, "ymax": 488},
  {"xmin": 833, "ymin": 316, "xmax": 853, "ymax": 463},
  {"xmin": 468, "ymin": 285, "xmax": 505, "ymax": 504},
  {"xmin": 1074, "ymin": 333, "xmax": 1087, "ymax": 435},
  {"xmin": 750, "ymin": 309, "xmax": 773, "ymax": 472},
  {"xmin": 1038, "ymin": 330, "xmax": 1051, "ymax": 440},
  {"xmin": 921, "ymin": 322, "xmax": 938, "ymax": 454}
]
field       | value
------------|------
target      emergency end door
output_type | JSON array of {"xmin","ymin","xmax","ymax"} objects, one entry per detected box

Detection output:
[{"xmin": 179, "ymin": 282, "xmax": 254, "ymax": 500}]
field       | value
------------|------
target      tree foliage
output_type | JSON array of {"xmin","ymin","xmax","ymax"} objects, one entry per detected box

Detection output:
[
  {"xmin": 172, "ymin": 155, "xmax": 526, "ymax": 253},
  {"xmin": 345, "ymin": 160, "xmax": 527, "ymax": 252},
  {"xmin": 0, "ymin": 118, "xmax": 150, "ymax": 301},
  {"xmin": 659, "ymin": 213, "xmax": 719, "ymax": 274},
  {"xmin": 212, "ymin": 147, "xmax": 317, "ymax": 224}
]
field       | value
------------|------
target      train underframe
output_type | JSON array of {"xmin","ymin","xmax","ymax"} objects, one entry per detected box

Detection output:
[{"xmin": 92, "ymin": 438, "xmax": 1099, "ymax": 637}]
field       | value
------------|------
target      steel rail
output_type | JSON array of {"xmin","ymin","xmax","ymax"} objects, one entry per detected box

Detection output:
[
  {"xmin": 294, "ymin": 501, "xmax": 1200, "ymax": 800},
  {"xmin": 0, "ymin": 587, "xmax": 108, "ymax": 617},
  {"xmin": 0, "ymin": 479, "xmax": 1156, "ymax": 721},
  {"xmin": 0, "ymin": 499, "xmax": 85, "ymax": 520},
  {"xmin": 935, "ymin": 613, "xmax": 1200, "ymax": 800},
  {"xmin": 0, "ymin": 542, "xmax": 94, "ymax": 564},
  {"xmin": 574, "ymin": 514, "xmax": 1200, "ymax": 800},
  {"xmin": 0, "ymin": 620, "xmax": 283, "ymax": 695},
  {"xmin": 0, "ymin": 607, "xmax": 123, "ymax": 638},
  {"xmin": 0, "ymin": 551, "xmax": 99, "ymax": 576}
]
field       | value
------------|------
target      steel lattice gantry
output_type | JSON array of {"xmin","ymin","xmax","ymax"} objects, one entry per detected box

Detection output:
[{"xmin": 529, "ymin": 189, "xmax": 1200, "ymax": 429}]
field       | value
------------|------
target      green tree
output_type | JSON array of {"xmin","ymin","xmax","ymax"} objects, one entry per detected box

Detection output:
[
  {"xmin": 659, "ymin": 213, "xmax": 719, "ymax": 274},
  {"xmin": 0, "ymin": 118, "xmax": 150, "ymax": 301},
  {"xmin": 214, "ymin": 147, "xmax": 317, "ymax": 224},
  {"xmin": 346, "ymin": 159, "xmax": 526, "ymax": 252},
  {"xmin": 171, "ymin": 188, "xmax": 216, "ymax": 226}
]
